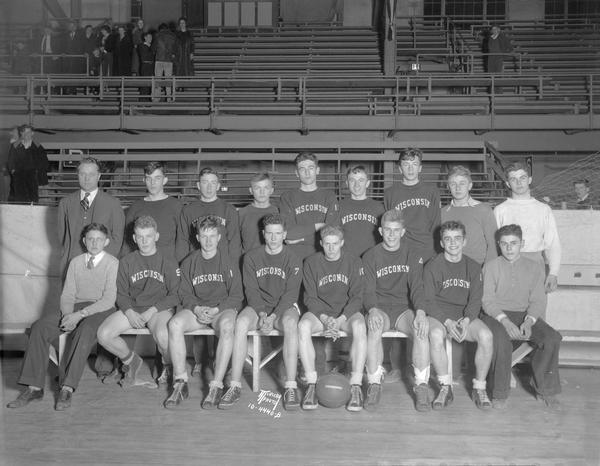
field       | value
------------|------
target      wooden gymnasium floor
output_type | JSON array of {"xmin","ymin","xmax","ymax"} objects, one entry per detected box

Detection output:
[{"xmin": 0, "ymin": 352, "xmax": 599, "ymax": 466}]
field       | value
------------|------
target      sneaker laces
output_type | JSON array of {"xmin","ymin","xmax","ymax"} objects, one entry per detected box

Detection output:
[
  {"xmin": 286, "ymin": 388, "xmax": 296, "ymax": 402},
  {"xmin": 477, "ymin": 389, "xmax": 491, "ymax": 404},
  {"xmin": 221, "ymin": 387, "xmax": 236, "ymax": 402}
]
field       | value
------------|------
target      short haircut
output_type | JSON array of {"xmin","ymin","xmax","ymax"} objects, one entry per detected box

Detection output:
[
  {"xmin": 320, "ymin": 224, "xmax": 344, "ymax": 241},
  {"xmin": 196, "ymin": 215, "xmax": 221, "ymax": 234},
  {"xmin": 178, "ymin": 17, "xmax": 187, "ymax": 23},
  {"xmin": 100, "ymin": 25, "xmax": 111, "ymax": 34},
  {"xmin": 199, "ymin": 167, "xmax": 219, "ymax": 180},
  {"xmin": 262, "ymin": 213, "xmax": 285, "ymax": 230},
  {"xmin": 381, "ymin": 209, "xmax": 404, "ymax": 227},
  {"xmin": 250, "ymin": 172, "xmax": 272, "ymax": 185},
  {"xmin": 134, "ymin": 215, "xmax": 158, "ymax": 232},
  {"xmin": 447, "ymin": 165, "xmax": 472, "ymax": 182},
  {"xmin": 504, "ymin": 161, "xmax": 530, "ymax": 178},
  {"xmin": 496, "ymin": 224, "xmax": 522, "ymax": 241},
  {"xmin": 294, "ymin": 152, "xmax": 318, "ymax": 166},
  {"xmin": 573, "ymin": 179, "xmax": 589, "ymax": 187},
  {"xmin": 78, "ymin": 157, "xmax": 101, "ymax": 171},
  {"xmin": 398, "ymin": 148, "xmax": 423, "ymax": 163},
  {"xmin": 158, "ymin": 23, "xmax": 168, "ymax": 31},
  {"xmin": 18, "ymin": 124, "xmax": 32, "ymax": 136},
  {"xmin": 440, "ymin": 220, "xmax": 466, "ymax": 238},
  {"xmin": 346, "ymin": 165, "xmax": 368, "ymax": 178},
  {"xmin": 144, "ymin": 161, "xmax": 167, "ymax": 176},
  {"xmin": 82, "ymin": 222, "xmax": 108, "ymax": 238}
]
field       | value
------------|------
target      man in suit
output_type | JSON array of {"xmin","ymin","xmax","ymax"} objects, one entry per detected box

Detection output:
[{"xmin": 57, "ymin": 157, "xmax": 125, "ymax": 379}]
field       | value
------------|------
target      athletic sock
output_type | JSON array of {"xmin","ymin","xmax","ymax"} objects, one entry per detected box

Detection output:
[
  {"xmin": 284, "ymin": 381, "xmax": 298, "ymax": 389},
  {"xmin": 437, "ymin": 374, "xmax": 452, "ymax": 386},
  {"xmin": 367, "ymin": 365, "xmax": 385, "ymax": 384},
  {"xmin": 349, "ymin": 371, "xmax": 363, "ymax": 386},
  {"xmin": 174, "ymin": 372, "xmax": 188, "ymax": 383},
  {"xmin": 29, "ymin": 386, "xmax": 42, "ymax": 391},
  {"xmin": 472, "ymin": 378, "xmax": 487, "ymax": 390},
  {"xmin": 122, "ymin": 351, "xmax": 135, "ymax": 366},
  {"xmin": 229, "ymin": 380, "xmax": 242, "ymax": 389},
  {"xmin": 413, "ymin": 365, "xmax": 430, "ymax": 386},
  {"xmin": 210, "ymin": 380, "xmax": 224, "ymax": 389},
  {"xmin": 61, "ymin": 385, "xmax": 74, "ymax": 393},
  {"xmin": 305, "ymin": 371, "xmax": 318, "ymax": 385}
]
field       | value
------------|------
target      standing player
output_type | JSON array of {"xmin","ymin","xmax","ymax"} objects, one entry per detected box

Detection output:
[
  {"xmin": 441, "ymin": 166, "xmax": 497, "ymax": 265},
  {"xmin": 97, "ymin": 216, "xmax": 180, "ymax": 389},
  {"xmin": 164, "ymin": 215, "xmax": 243, "ymax": 409},
  {"xmin": 121, "ymin": 161, "xmax": 184, "ymax": 261},
  {"xmin": 177, "ymin": 167, "xmax": 241, "ymax": 374},
  {"xmin": 219, "ymin": 214, "xmax": 302, "ymax": 410},
  {"xmin": 279, "ymin": 152, "xmax": 340, "ymax": 260},
  {"xmin": 298, "ymin": 225, "xmax": 366, "ymax": 412},
  {"xmin": 362, "ymin": 209, "xmax": 431, "ymax": 412},
  {"xmin": 494, "ymin": 162, "xmax": 561, "ymax": 293},
  {"xmin": 339, "ymin": 165, "xmax": 385, "ymax": 258},
  {"xmin": 177, "ymin": 167, "xmax": 241, "ymax": 261},
  {"xmin": 7, "ymin": 223, "xmax": 118, "ymax": 410},
  {"xmin": 423, "ymin": 221, "xmax": 493, "ymax": 410},
  {"xmin": 481, "ymin": 224, "xmax": 562, "ymax": 410},
  {"xmin": 383, "ymin": 148, "xmax": 441, "ymax": 263},
  {"xmin": 238, "ymin": 172, "xmax": 279, "ymax": 255}
]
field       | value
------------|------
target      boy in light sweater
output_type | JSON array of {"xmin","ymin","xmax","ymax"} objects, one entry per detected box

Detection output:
[{"xmin": 7, "ymin": 223, "xmax": 118, "ymax": 411}]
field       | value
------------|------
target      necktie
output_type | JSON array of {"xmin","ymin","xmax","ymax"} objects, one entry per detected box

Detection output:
[
  {"xmin": 81, "ymin": 192, "xmax": 90, "ymax": 211},
  {"xmin": 87, "ymin": 256, "xmax": 94, "ymax": 269}
]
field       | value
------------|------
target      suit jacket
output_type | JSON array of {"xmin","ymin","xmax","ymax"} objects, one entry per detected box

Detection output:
[{"xmin": 57, "ymin": 189, "xmax": 125, "ymax": 275}]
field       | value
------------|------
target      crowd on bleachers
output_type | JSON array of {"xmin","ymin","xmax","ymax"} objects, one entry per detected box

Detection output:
[{"xmin": 10, "ymin": 18, "xmax": 195, "ymax": 78}]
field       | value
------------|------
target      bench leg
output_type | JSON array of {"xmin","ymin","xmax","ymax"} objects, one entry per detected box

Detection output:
[
  {"xmin": 50, "ymin": 332, "xmax": 69, "ymax": 366},
  {"xmin": 252, "ymin": 334, "xmax": 260, "ymax": 392},
  {"xmin": 445, "ymin": 337, "xmax": 453, "ymax": 382},
  {"xmin": 510, "ymin": 342, "xmax": 533, "ymax": 389}
]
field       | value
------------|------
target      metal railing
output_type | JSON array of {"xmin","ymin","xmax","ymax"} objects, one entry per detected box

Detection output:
[{"xmin": 0, "ymin": 53, "xmax": 90, "ymax": 75}]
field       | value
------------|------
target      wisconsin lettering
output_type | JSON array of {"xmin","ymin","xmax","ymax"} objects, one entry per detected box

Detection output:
[
  {"xmin": 256, "ymin": 267, "xmax": 286, "ymax": 279},
  {"xmin": 393, "ymin": 198, "xmax": 431, "ymax": 210},
  {"xmin": 193, "ymin": 273, "xmax": 224, "ymax": 285},
  {"xmin": 295, "ymin": 204, "xmax": 328, "ymax": 215},
  {"xmin": 376, "ymin": 264, "xmax": 410, "ymax": 278},
  {"xmin": 318, "ymin": 273, "xmax": 349, "ymax": 286},
  {"xmin": 131, "ymin": 270, "xmax": 164, "ymax": 283}
]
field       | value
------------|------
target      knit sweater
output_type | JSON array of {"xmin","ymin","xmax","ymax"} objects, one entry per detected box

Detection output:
[
  {"xmin": 60, "ymin": 252, "xmax": 119, "ymax": 315},
  {"xmin": 494, "ymin": 197, "xmax": 561, "ymax": 275},
  {"xmin": 423, "ymin": 253, "xmax": 483, "ymax": 322},
  {"xmin": 116, "ymin": 249, "xmax": 180, "ymax": 312},
  {"xmin": 482, "ymin": 255, "xmax": 546, "ymax": 319},
  {"xmin": 238, "ymin": 203, "xmax": 279, "ymax": 254},
  {"xmin": 339, "ymin": 197, "xmax": 385, "ymax": 258},
  {"xmin": 177, "ymin": 197, "xmax": 241, "ymax": 262},
  {"xmin": 362, "ymin": 242, "xmax": 427, "ymax": 312},
  {"xmin": 383, "ymin": 181, "xmax": 441, "ymax": 258},
  {"xmin": 279, "ymin": 188, "xmax": 340, "ymax": 259},
  {"xmin": 243, "ymin": 246, "xmax": 302, "ymax": 317},
  {"xmin": 121, "ymin": 197, "xmax": 184, "ymax": 260},
  {"xmin": 179, "ymin": 248, "xmax": 243, "ymax": 312},
  {"xmin": 441, "ymin": 200, "xmax": 498, "ymax": 264},
  {"xmin": 303, "ymin": 251, "xmax": 363, "ymax": 319}
]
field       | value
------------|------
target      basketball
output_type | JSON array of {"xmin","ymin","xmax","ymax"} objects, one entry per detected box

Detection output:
[{"xmin": 315, "ymin": 372, "xmax": 351, "ymax": 408}]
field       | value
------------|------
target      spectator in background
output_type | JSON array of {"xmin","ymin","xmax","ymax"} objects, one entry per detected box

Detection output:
[
  {"xmin": 137, "ymin": 32, "xmax": 155, "ymax": 99},
  {"xmin": 99, "ymin": 25, "xmax": 114, "ymax": 76},
  {"xmin": 62, "ymin": 20, "xmax": 85, "ymax": 76},
  {"xmin": 12, "ymin": 40, "xmax": 31, "ymax": 76},
  {"xmin": 485, "ymin": 24, "xmax": 513, "ymax": 74},
  {"xmin": 573, "ymin": 179, "xmax": 594, "ymax": 209},
  {"xmin": 113, "ymin": 25, "xmax": 133, "ymax": 76},
  {"xmin": 39, "ymin": 24, "xmax": 60, "ymax": 74},
  {"xmin": 0, "ymin": 127, "xmax": 19, "ymax": 202},
  {"xmin": 152, "ymin": 23, "xmax": 177, "ymax": 101},
  {"xmin": 175, "ymin": 17, "xmax": 194, "ymax": 76},
  {"xmin": 82, "ymin": 25, "xmax": 99, "ymax": 64},
  {"xmin": 130, "ymin": 18, "xmax": 145, "ymax": 76},
  {"xmin": 7, "ymin": 125, "xmax": 49, "ymax": 203}
]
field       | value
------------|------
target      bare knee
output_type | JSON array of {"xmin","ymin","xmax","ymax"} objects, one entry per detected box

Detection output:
[
  {"xmin": 429, "ymin": 326, "xmax": 445, "ymax": 349},
  {"xmin": 281, "ymin": 314, "xmax": 298, "ymax": 334},
  {"xmin": 478, "ymin": 327, "xmax": 493, "ymax": 350},
  {"xmin": 298, "ymin": 320, "xmax": 312, "ymax": 341}
]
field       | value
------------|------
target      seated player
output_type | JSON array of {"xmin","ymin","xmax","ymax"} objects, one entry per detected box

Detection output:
[
  {"xmin": 219, "ymin": 214, "xmax": 302, "ymax": 410},
  {"xmin": 238, "ymin": 172, "xmax": 279, "ymax": 255},
  {"xmin": 97, "ymin": 216, "xmax": 180, "ymax": 389},
  {"xmin": 7, "ymin": 223, "xmax": 118, "ymax": 410},
  {"xmin": 423, "ymin": 220, "xmax": 493, "ymax": 410},
  {"xmin": 298, "ymin": 225, "xmax": 366, "ymax": 412},
  {"xmin": 362, "ymin": 209, "xmax": 431, "ymax": 412},
  {"xmin": 164, "ymin": 215, "xmax": 243, "ymax": 409},
  {"xmin": 481, "ymin": 224, "xmax": 562, "ymax": 410}
]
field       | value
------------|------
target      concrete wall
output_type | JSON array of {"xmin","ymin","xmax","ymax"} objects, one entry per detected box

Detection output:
[{"xmin": 507, "ymin": 0, "xmax": 544, "ymax": 21}]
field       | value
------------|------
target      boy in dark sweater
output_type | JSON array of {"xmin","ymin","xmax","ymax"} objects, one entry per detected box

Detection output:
[
  {"xmin": 423, "ymin": 220, "xmax": 493, "ymax": 410},
  {"xmin": 299, "ymin": 225, "xmax": 366, "ymax": 412},
  {"xmin": 339, "ymin": 165, "xmax": 385, "ymax": 258},
  {"xmin": 219, "ymin": 214, "xmax": 302, "ymax": 411},
  {"xmin": 238, "ymin": 172, "xmax": 278, "ymax": 254},
  {"xmin": 279, "ymin": 152, "xmax": 339, "ymax": 260},
  {"xmin": 97, "ymin": 216, "xmax": 180, "ymax": 390},
  {"xmin": 362, "ymin": 209, "xmax": 431, "ymax": 412},
  {"xmin": 164, "ymin": 215, "xmax": 243, "ymax": 410}
]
